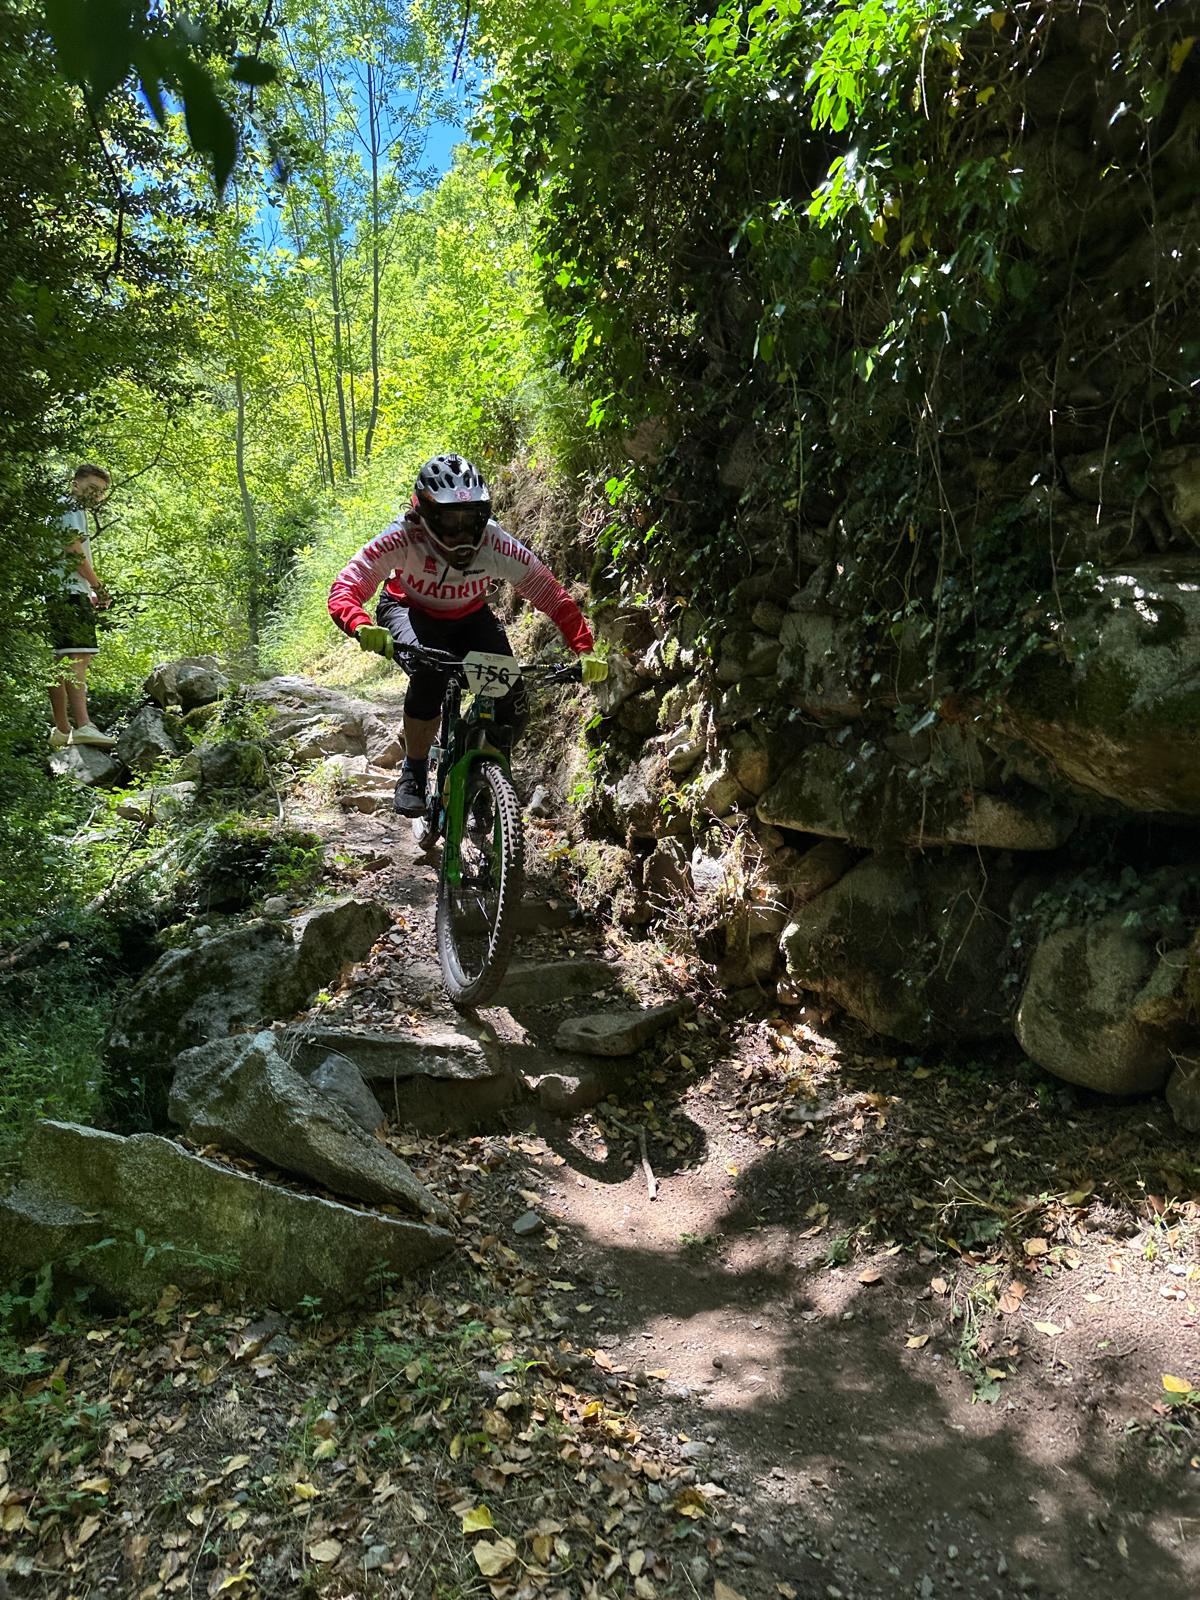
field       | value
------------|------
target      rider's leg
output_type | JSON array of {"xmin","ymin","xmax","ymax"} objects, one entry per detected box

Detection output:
[
  {"xmin": 402, "ymin": 713, "xmax": 439, "ymax": 761},
  {"xmin": 378, "ymin": 597, "xmax": 450, "ymax": 814}
]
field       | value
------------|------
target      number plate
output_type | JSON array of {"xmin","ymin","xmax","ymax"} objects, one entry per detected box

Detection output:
[{"xmin": 461, "ymin": 651, "xmax": 519, "ymax": 697}]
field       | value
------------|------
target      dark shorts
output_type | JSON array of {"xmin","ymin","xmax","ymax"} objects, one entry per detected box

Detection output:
[
  {"xmin": 47, "ymin": 592, "xmax": 98, "ymax": 656},
  {"xmin": 377, "ymin": 596, "xmax": 528, "ymax": 729}
]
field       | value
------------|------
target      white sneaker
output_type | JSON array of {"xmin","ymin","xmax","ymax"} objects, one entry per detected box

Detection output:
[
  {"xmin": 71, "ymin": 723, "xmax": 118, "ymax": 749},
  {"xmin": 49, "ymin": 727, "xmax": 70, "ymax": 749}
]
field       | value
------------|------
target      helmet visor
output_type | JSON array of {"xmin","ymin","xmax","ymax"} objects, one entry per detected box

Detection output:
[{"xmin": 427, "ymin": 503, "xmax": 490, "ymax": 541}]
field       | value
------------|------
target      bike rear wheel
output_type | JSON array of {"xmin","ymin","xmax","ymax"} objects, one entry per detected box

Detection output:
[{"xmin": 435, "ymin": 759, "xmax": 524, "ymax": 1007}]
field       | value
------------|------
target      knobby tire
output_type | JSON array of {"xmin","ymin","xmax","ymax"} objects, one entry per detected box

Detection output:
[{"xmin": 435, "ymin": 759, "xmax": 524, "ymax": 1007}]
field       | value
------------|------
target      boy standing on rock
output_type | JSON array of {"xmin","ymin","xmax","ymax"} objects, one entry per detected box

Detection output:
[
  {"xmin": 47, "ymin": 463, "xmax": 117, "ymax": 750},
  {"xmin": 328, "ymin": 454, "xmax": 603, "ymax": 815}
]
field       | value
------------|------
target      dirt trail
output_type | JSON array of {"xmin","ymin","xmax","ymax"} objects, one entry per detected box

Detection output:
[{"xmin": 292, "ymin": 702, "xmax": 1200, "ymax": 1600}]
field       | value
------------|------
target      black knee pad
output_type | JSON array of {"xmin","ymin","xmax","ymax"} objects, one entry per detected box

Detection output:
[{"xmin": 403, "ymin": 675, "xmax": 446, "ymax": 721}]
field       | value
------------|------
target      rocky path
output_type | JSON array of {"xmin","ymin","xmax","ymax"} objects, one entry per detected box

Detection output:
[
  {"xmin": 2, "ymin": 673, "xmax": 1197, "ymax": 1600},
  {"xmin": 286, "ymin": 698, "xmax": 1200, "ymax": 1600}
]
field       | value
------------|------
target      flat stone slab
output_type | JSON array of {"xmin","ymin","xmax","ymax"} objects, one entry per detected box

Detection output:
[
  {"xmin": 0, "ymin": 1122, "xmax": 452, "ymax": 1311},
  {"xmin": 491, "ymin": 959, "xmax": 619, "ymax": 1009},
  {"xmin": 276, "ymin": 1025, "xmax": 516, "ymax": 1131},
  {"xmin": 554, "ymin": 999, "xmax": 694, "ymax": 1058}
]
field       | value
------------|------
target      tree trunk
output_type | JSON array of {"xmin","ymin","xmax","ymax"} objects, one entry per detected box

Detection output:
[
  {"xmin": 346, "ymin": 299, "xmax": 359, "ymax": 475},
  {"xmin": 363, "ymin": 58, "xmax": 383, "ymax": 463},
  {"xmin": 298, "ymin": 350, "xmax": 327, "ymax": 489},
  {"xmin": 323, "ymin": 190, "xmax": 354, "ymax": 479},
  {"xmin": 233, "ymin": 367, "xmax": 260, "ymax": 663},
  {"xmin": 307, "ymin": 310, "xmax": 336, "ymax": 485}
]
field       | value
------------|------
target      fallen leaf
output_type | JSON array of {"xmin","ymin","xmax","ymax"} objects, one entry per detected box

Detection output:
[
  {"xmin": 999, "ymin": 1280, "xmax": 1028, "ymax": 1315},
  {"xmin": 292, "ymin": 1483, "xmax": 318, "ymax": 1502},
  {"xmin": 715, "ymin": 1582, "xmax": 749, "ymax": 1600},
  {"xmin": 906, "ymin": 1333, "xmax": 930, "ymax": 1349},
  {"xmin": 78, "ymin": 1476, "xmax": 110, "ymax": 1495},
  {"xmin": 930, "ymin": 1276, "xmax": 949, "ymax": 1296},
  {"xmin": 825, "ymin": 1151, "xmax": 853, "ymax": 1162},
  {"xmin": 1023, "ymin": 1238, "xmax": 1049, "ymax": 1257},
  {"xmin": 858, "ymin": 1267, "xmax": 883, "ymax": 1285},
  {"xmin": 1033, "ymin": 1321, "xmax": 1063, "ymax": 1336},
  {"xmin": 307, "ymin": 1538, "xmax": 342, "ymax": 1564},
  {"xmin": 674, "ymin": 1486, "xmax": 709, "ymax": 1519},
  {"xmin": 473, "ymin": 1537, "xmax": 519, "ymax": 1576},
  {"xmin": 1163, "ymin": 1374, "xmax": 1195, "ymax": 1394},
  {"xmin": 462, "ymin": 1505, "xmax": 495, "ymax": 1534},
  {"xmin": 76, "ymin": 1514, "xmax": 102, "ymax": 1547}
]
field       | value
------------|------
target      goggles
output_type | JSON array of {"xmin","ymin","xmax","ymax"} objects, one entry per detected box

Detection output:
[{"xmin": 427, "ymin": 503, "xmax": 490, "ymax": 541}]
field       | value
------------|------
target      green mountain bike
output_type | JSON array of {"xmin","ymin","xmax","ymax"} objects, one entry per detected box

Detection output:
[{"xmin": 399, "ymin": 645, "xmax": 583, "ymax": 1008}]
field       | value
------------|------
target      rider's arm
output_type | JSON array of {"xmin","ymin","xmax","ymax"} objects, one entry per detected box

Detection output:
[
  {"xmin": 503, "ymin": 545, "xmax": 594, "ymax": 654},
  {"xmin": 328, "ymin": 523, "xmax": 409, "ymax": 635}
]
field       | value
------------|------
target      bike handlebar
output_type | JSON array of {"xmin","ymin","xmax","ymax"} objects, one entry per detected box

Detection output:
[{"xmin": 392, "ymin": 643, "xmax": 582, "ymax": 686}]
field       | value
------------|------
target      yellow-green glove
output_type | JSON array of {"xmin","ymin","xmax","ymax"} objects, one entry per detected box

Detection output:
[
  {"xmin": 580, "ymin": 652, "xmax": 608, "ymax": 685},
  {"xmin": 356, "ymin": 624, "xmax": 394, "ymax": 660}
]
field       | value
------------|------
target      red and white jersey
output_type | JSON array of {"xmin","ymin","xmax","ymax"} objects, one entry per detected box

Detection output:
[{"xmin": 328, "ymin": 510, "xmax": 594, "ymax": 653}]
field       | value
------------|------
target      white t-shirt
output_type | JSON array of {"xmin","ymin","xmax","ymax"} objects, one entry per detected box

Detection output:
[{"xmin": 58, "ymin": 504, "xmax": 93, "ymax": 595}]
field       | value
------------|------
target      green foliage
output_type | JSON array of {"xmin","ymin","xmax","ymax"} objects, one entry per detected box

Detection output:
[
  {"xmin": 0, "ymin": 926, "xmax": 122, "ymax": 1178},
  {"xmin": 177, "ymin": 815, "xmax": 324, "ymax": 912},
  {"xmin": 477, "ymin": 0, "xmax": 1200, "ymax": 707},
  {"xmin": 41, "ymin": 0, "xmax": 280, "ymax": 188}
]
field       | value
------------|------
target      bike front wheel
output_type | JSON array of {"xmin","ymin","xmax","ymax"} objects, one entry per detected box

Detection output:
[{"xmin": 435, "ymin": 759, "xmax": 524, "ymax": 1007}]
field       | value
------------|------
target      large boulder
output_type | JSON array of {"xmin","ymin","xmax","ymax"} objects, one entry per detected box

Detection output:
[
  {"xmin": 1015, "ymin": 916, "xmax": 1192, "ymax": 1095},
  {"xmin": 758, "ymin": 743, "xmax": 1074, "ymax": 850},
  {"xmin": 288, "ymin": 896, "xmax": 392, "ymax": 995},
  {"xmin": 781, "ymin": 851, "xmax": 1021, "ymax": 1044},
  {"xmin": 49, "ymin": 743, "xmax": 123, "ymax": 786},
  {"xmin": 776, "ymin": 609, "xmax": 864, "ymax": 720},
  {"xmin": 116, "ymin": 705, "xmax": 185, "ymax": 772},
  {"xmin": 606, "ymin": 754, "xmax": 672, "ymax": 841},
  {"xmin": 994, "ymin": 557, "xmax": 1200, "ymax": 813},
  {"xmin": 175, "ymin": 662, "xmax": 228, "ymax": 710},
  {"xmin": 0, "ymin": 1121, "xmax": 451, "ymax": 1310},
  {"xmin": 198, "ymin": 739, "xmax": 269, "ymax": 792},
  {"xmin": 106, "ymin": 898, "xmax": 390, "ymax": 1124},
  {"xmin": 144, "ymin": 655, "xmax": 227, "ymax": 709},
  {"xmin": 168, "ymin": 1032, "xmax": 446, "ymax": 1219}
]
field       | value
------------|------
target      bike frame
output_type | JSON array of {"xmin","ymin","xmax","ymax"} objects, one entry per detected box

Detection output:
[
  {"xmin": 401, "ymin": 645, "xmax": 581, "ymax": 877},
  {"xmin": 429, "ymin": 678, "xmax": 510, "ymax": 888}
]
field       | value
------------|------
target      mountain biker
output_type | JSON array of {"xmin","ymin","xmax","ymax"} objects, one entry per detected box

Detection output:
[{"xmin": 328, "ymin": 454, "xmax": 604, "ymax": 816}]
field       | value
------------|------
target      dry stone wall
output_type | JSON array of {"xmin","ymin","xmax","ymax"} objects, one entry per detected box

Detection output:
[{"xmin": 584, "ymin": 553, "xmax": 1200, "ymax": 1117}]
